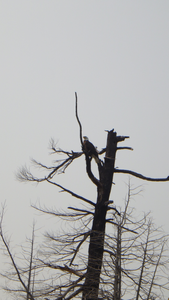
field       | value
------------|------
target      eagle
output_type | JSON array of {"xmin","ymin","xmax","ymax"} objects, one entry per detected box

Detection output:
[{"xmin": 83, "ymin": 136, "xmax": 99, "ymax": 164}]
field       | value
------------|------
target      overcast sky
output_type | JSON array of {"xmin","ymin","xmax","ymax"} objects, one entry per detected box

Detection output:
[{"xmin": 0, "ymin": 1, "xmax": 169, "ymax": 298}]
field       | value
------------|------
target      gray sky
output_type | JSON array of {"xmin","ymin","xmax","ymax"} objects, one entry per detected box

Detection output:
[{"xmin": 0, "ymin": 1, "xmax": 169, "ymax": 298}]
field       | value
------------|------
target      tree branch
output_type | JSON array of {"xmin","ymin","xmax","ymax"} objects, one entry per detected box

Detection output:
[
  {"xmin": 68, "ymin": 207, "xmax": 94, "ymax": 215},
  {"xmin": 69, "ymin": 231, "xmax": 91, "ymax": 266},
  {"xmin": 117, "ymin": 147, "xmax": 133, "ymax": 151},
  {"xmin": 116, "ymin": 135, "xmax": 130, "ymax": 142},
  {"xmin": 27, "ymin": 223, "xmax": 35, "ymax": 300},
  {"xmin": 147, "ymin": 242, "xmax": 165, "ymax": 300},
  {"xmin": 0, "ymin": 208, "xmax": 35, "ymax": 300},
  {"xmin": 75, "ymin": 92, "xmax": 83, "ymax": 146},
  {"xmin": 114, "ymin": 168, "xmax": 169, "ymax": 182},
  {"xmin": 46, "ymin": 179, "xmax": 96, "ymax": 206},
  {"xmin": 84, "ymin": 154, "xmax": 102, "ymax": 187}
]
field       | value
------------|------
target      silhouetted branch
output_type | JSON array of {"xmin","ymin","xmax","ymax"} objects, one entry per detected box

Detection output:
[
  {"xmin": 106, "ymin": 205, "xmax": 121, "ymax": 216},
  {"xmin": 114, "ymin": 168, "xmax": 169, "ymax": 182},
  {"xmin": 147, "ymin": 241, "xmax": 165, "ymax": 299},
  {"xmin": 98, "ymin": 137, "xmax": 132, "ymax": 155},
  {"xmin": 27, "ymin": 223, "xmax": 35, "ymax": 300},
  {"xmin": 64, "ymin": 286, "xmax": 83, "ymax": 300},
  {"xmin": 75, "ymin": 95, "xmax": 103, "ymax": 188},
  {"xmin": 116, "ymin": 135, "xmax": 130, "ymax": 142},
  {"xmin": 33, "ymin": 151, "xmax": 83, "ymax": 177},
  {"xmin": 99, "ymin": 148, "xmax": 106, "ymax": 155},
  {"xmin": 84, "ymin": 154, "xmax": 102, "ymax": 187},
  {"xmin": 0, "ymin": 206, "xmax": 35, "ymax": 300},
  {"xmin": 136, "ymin": 221, "xmax": 151, "ymax": 300},
  {"xmin": 46, "ymin": 179, "xmax": 96, "ymax": 207},
  {"xmin": 75, "ymin": 92, "xmax": 83, "ymax": 146},
  {"xmin": 31, "ymin": 205, "xmax": 91, "ymax": 219},
  {"xmin": 58, "ymin": 285, "xmax": 83, "ymax": 300},
  {"xmin": 37, "ymin": 260, "xmax": 83, "ymax": 277},
  {"xmin": 106, "ymin": 219, "xmax": 137, "ymax": 234},
  {"xmin": 68, "ymin": 207, "xmax": 94, "ymax": 216},
  {"xmin": 17, "ymin": 149, "xmax": 83, "ymax": 183},
  {"xmin": 117, "ymin": 147, "xmax": 133, "ymax": 151},
  {"xmin": 69, "ymin": 231, "xmax": 91, "ymax": 266}
]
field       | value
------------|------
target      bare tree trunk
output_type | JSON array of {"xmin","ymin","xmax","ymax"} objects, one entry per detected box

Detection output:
[
  {"xmin": 136, "ymin": 221, "xmax": 151, "ymax": 300},
  {"xmin": 146, "ymin": 242, "xmax": 165, "ymax": 300},
  {"xmin": 82, "ymin": 130, "xmax": 117, "ymax": 300},
  {"xmin": 114, "ymin": 224, "xmax": 121, "ymax": 300}
]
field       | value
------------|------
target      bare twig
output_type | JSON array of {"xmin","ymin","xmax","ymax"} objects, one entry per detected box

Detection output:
[
  {"xmin": 31, "ymin": 205, "xmax": 89, "ymax": 219},
  {"xmin": 17, "ymin": 150, "xmax": 83, "ymax": 182},
  {"xmin": 68, "ymin": 207, "xmax": 94, "ymax": 215}
]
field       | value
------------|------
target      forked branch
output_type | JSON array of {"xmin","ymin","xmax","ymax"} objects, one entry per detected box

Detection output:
[{"xmin": 84, "ymin": 154, "xmax": 102, "ymax": 187}]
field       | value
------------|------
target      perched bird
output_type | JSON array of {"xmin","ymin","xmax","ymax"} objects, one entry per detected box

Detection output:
[{"xmin": 83, "ymin": 136, "xmax": 99, "ymax": 164}]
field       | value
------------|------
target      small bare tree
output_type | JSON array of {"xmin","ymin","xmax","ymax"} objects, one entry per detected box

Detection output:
[{"xmin": 0, "ymin": 204, "xmax": 37, "ymax": 299}]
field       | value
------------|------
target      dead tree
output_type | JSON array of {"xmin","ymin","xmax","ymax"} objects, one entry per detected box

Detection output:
[
  {"xmin": 102, "ymin": 186, "xmax": 169, "ymax": 300},
  {"xmin": 2, "ymin": 93, "xmax": 169, "ymax": 300},
  {"xmin": 81, "ymin": 129, "xmax": 130, "ymax": 300},
  {"xmin": 74, "ymin": 94, "xmax": 169, "ymax": 300}
]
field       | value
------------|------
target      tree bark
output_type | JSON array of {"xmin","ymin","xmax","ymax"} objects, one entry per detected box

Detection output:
[{"xmin": 82, "ymin": 130, "xmax": 117, "ymax": 300}]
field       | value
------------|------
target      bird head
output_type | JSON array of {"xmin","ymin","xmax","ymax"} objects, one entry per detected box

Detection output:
[{"xmin": 83, "ymin": 136, "xmax": 89, "ymax": 141}]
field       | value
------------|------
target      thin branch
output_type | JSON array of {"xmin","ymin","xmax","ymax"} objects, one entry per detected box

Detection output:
[
  {"xmin": 116, "ymin": 135, "xmax": 130, "ymax": 142},
  {"xmin": 75, "ymin": 92, "xmax": 83, "ymax": 146},
  {"xmin": 69, "ymin": 231, "xmax": 91, "ymax": 266},
  {"xmin": 99, "ymin": 148, "xmax": 106, "ymax": 155},
  {"xmin": 31, "ymin": 205, "xmax": 88, "ymax": 219},
  {"xmin": 65, "ymin": 286, "xmax": 83, "ymax": 300},
  {"xmin": 84, "ymin": 154, "xmax": 102, "ymax": 187},
  {"xmin": 59, "ymin": 285, "xmax": 83, "ymax": 300},
  {"xmin": 46, "ymin": 179, "xmax": 96, "ymax": 207},
  {"xmin": 27, "ymin": 223, "xmax": 35, "ymax": 300},
  {"xmin": 106, "ymin": 219, "xmax": 138, "ymax": 234},
  {"xmin": 114, "ymin": 168, "xmax": 169, "ymax": 182},
  {"xmin": 146, "ymin": 242, "xmax": 165, "ymax": 300},
  {"xmin": 117, "ymin": 147, "xmax": 133, "ymax": 151},
  {"xmin": 0, "ymin": 213, "xmax": 35, "ymax": 300},
  {"xmin": 18, "ymin": 168, "xmax": 96, "ymax": 207},
  {"xmin": 68, "ymin": 207, "xmax": 94, "ymax": 215},
  {"xmin": 136, "ymin": 221, "xmax": 151, "ymax": 300},
  {"xmin": 17, "ymin": 150, "xmax": 83, "ymax": 182},
  {"xmin": 37, "ymin": 260, "xmax": 83, "ymax": 277}
]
